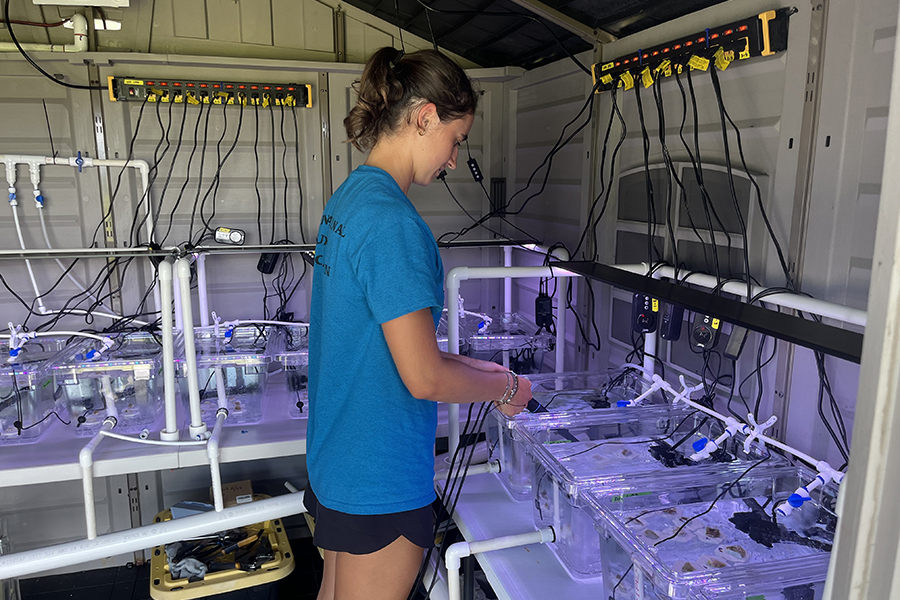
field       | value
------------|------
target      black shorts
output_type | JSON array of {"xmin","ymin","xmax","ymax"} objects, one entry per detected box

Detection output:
[{"xmin": 304, "ymin": 484, "xmax": 434, "ymax": 555}]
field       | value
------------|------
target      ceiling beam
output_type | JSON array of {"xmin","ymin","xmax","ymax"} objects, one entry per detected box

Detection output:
[{"xmin": 506, "ymin": 0, "xmax": 616, "ymax": 44}]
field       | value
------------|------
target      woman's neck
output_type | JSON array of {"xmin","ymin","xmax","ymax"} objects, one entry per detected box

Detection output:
[{"xmin": 365, "ymin": 136, "xmax": 414, "ymax": 195}]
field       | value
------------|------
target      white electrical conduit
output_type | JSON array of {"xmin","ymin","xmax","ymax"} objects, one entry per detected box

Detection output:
[
  {"xmin": 157, "ymin": 261, "xmax": 179, "ymax": 441},
  {"xmin": 0, "ymin": 491, "xmax": 308, "ymax": 580},
  {"xmin": 445, "ymin": 527, "xmax": 555, "ymax": 600},
  {"xmin": 80, "ymin": 419, "xmax": 115, "ymax": 540},
  {"xmin": 10, "ymin": 204, "xmax": 46, "ymax": 314},
  {"xmin": 615, "ymin": 263, "xmax": 867, "ymax": 328},
  {"xmin": 176, "ymin": 257, "xmax": 207, "ymax": 440},
  {"xmin": 1, "ymin": 154, "xmax": 159, "ymax": 314},
  {"xmin": 434, "ymin": 460, "xmax": 500, "ymax": 481},
  {"xmin": 0, "ymin": 14, "xmax": 87, "ymax": 53},
  {"xmin": 446, "ymin": 266, "xmax": 579, "ymax": 457}
]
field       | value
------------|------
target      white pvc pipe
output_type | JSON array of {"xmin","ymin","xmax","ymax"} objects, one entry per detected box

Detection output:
[
  {"xmin": 197, "ymin": 254, "xmax": 210, "ymax": 327},
  {"xmin": 446, "ymin": 266, "xmax": 579, "ymax": 457},
  {"xmin": 176, "ymin": 258, "xmax": 207, "ymax": 439},
  {"xmin": 434, "ymin": 460, "xmax": 500, "ymax": 481},
  {"xmin": 615, "ymin": 263, "xmax": 867, "ymax": 328},
  {"xmin": 157, "ymin": 261, "xmax": 179, "ymax": 441},
  {"xmin": 0, "ymin": 14, "xmax": 88, "ymax": 53},
  {"xmin": 79, "ymin": 419, "xmax": 114, "ymax": 540},
  {"xmin": 98, "ymin": 430, "xmax": 204, "ymax": 446},
  {"xmin": 10, "ymin": 204, "xmax": 46, "ymax": 313},
  {"xmin": 0, "ymin": 491, "xmax": 308, "ymax": 580},
  {"xmin": 503, "ymin": 246, "xmax": 513, "ymax": 313},
  {"xmin": 207, "ymin": 410, "xmax": 228, "ymax": 511},
  {"xmin": 446, "ymin": 528, "xmax": 555, "ymax": 600},
  {"xmin": 173, "ymin": 272, "xmax": 183, "ymax": 331},
  {"xmin": 0, "ymin": 331, "xmax": 110, "ymax": 344}
]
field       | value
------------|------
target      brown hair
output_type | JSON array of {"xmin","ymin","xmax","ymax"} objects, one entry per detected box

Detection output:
[{"xmin": 344, "ymin": 47, "xmax": 478, "ymax": 152}]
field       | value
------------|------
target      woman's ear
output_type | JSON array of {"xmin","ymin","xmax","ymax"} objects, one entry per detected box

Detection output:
[{"xmin": 415, "ymin": 102, "xmax": 439, "ymax": 135}]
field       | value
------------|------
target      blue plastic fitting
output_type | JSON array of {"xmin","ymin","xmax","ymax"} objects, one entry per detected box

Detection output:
[
  {"xmin": 616, "ymin": 400, "xmax": 630, "ymax": 407},
  {"xmin": 692, "ymin": 438, "xmax": 709, "ymax": 452},
  {"xmin": 35, "ymin": 194, "xmax": 44, "ymax": 207},
  {"xmin": 75, "ymin": 151, "xmax": 84, "ymax": 173}
]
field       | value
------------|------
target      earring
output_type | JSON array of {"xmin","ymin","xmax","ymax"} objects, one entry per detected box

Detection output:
[{"xmin": 419, "ymin": 129, "xmax": 426, "ymax": 136}]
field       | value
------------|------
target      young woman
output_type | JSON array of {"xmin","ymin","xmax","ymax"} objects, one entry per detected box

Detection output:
[{"xmin": 306, "ymin": 47, "xmax": 533, "ymax": 600}]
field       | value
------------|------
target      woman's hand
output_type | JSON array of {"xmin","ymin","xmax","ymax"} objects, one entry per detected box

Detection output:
[{"xmin": 494, "ymin": 374, "xmax": 531, "ymax": 418}]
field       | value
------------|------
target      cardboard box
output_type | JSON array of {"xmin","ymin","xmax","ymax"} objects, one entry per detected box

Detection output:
[{"xmin": 211, "ymin": 479, "xmax": 254, "ymax": 508}]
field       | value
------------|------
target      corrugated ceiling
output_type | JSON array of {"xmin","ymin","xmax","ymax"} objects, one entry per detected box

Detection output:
[{"xmin": 341, "ymin": 0, "xmax": 730, "ymax": 70}]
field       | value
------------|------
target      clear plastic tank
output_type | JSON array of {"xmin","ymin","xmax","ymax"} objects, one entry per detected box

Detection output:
[
  {"xmin": 187, "ymin": 325, "xmax": 271, "ymax": 426},
  {"xmin": 520, "ymin": 406, "xmax": 788, "ymax": 578},
  {"xmin": 486, "ymin": 366, "xmax": 668, "ymax": 500},
  {"xmin": 50, "ymin": 332, "xmax": 167, "ymax": 436},
  {"xmin": 585, "ymin": 466, "xmax": 835, "ymax": 599},
  {"xmin": 267, "ymin": 324, "xmax": 310, "ymax": 418},
  {"xmin": 0, "ymin": 337, "xmax": 71, "ymax": 444},
  {"xmin": 467, "ymin": 312, "xmax": 553, "ymax": 374}
]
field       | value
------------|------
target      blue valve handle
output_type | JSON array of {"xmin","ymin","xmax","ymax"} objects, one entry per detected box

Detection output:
[
  {"xmin": 76, "ymin": 151, "xmax": 84, "ymax": 173},
  {"xmin": 692, "ymin": 438, "xmax": 709, "ymax": 452},
  {"xmin": 616, "ymin": 400, "xmax": 630, "ymax": 407},
  {"xmin": 788, "ymin": 492, "xmax": 809, "ymax": 508}
]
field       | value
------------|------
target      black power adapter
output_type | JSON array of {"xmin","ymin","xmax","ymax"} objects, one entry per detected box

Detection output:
[
  {"xmin": 631, "ymin": 293, "xmax": 658, "ymax": 333},
  {"xmin": 535, "ymin": 293, "xmax": 554, "ymax": 334},
  {"xmin": 691, "ymin": 313, "xmax": 720, "ymax": 350},
  {"xmin": 466, "ymin": 157, "xmax": 483, "ymax": 182},
  {"xmin": 659, "ymin": 303, "xmax": 684, "ymax": 341},
  {"xmin": 257, "ymin": 252, "xmax": 280, "ymax": 275}
]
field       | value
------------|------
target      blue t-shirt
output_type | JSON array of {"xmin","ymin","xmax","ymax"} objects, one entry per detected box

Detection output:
[{"xmin": 307, "ymin": 165, "xmax": 444, "ymax": 515}]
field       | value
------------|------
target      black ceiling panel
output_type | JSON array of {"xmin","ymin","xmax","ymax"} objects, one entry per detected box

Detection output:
[{"xmin": 341, "ymin": 0, "xmax": 730, "ymax": 70}]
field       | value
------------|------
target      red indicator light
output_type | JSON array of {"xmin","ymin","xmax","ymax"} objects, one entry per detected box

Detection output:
[
  {"xmin": 276, "ymin": 87, "xmax": 283, "ymax": 91},
  {"xmin": 698, "ymin": 37, "xmax": 705, "ymax": 42},
  {"xmin": 739, "ymin": 25, "xmax": 748, "ymax": 32},
  {"xmin": 160, "ymin": 82, "xmax": 168, "ymax": 86},
  {"xmin": 238, "ymin": 85, "xmax": 246, "ymax": 89},
  {"xmin": 622, "ymin": 60, "xmax": 628, "ymax": 64},
  {"xmin": 146, "ymin": 81, "xmax": 154, "ymax": 85},
  {"xmin": 710, "ymin": 33, "xmax": 719, "ymax": 39},
  {"xmin": 225, "ymin": 84, "xmax": 234, "ymax": 89},
  {"xmin": 263, "ymin": 86, "xmax": 271, "ymax": 90},
  {"xmin": 200, "ymin": 83, "xmax": 208, "ymax": 88},
  {"xmin": 187, "ymin": 83, "xmax": 194, "ymax": 87},
  {"xmin": 674, "ymin": 44, "xmax": 681, "ymax": 50},
  {"xmin": 174, "ymin": 82, "xmax": 182, "ymax": 87},
  {"xmin": 685, "ymin": 40, "xmax": 693, "ymax": 46},
  {"xmin": 642, "ymin": 53, "xmax": 648, "ymax": 59},
  {"xmin": 213, "ymin": 84, "xmax": 220, "ymax": 88},
  {"xmin": 663, "ymin": 47, "xmax": 670, "ymax": 53},
  {"xmin": 251, "ymin": 86, "xmax": 258, "ymax": 90},
  {"xmin": 288, "ymin": 87, "xmax": 295, "ymax": 91},
  {"xmin": 651, "ymin": 51, "xmax": 658, "ymax": 56},
  {"xmin": 725, "ymin": 29, "xmax": 733, "ymax": 35}
]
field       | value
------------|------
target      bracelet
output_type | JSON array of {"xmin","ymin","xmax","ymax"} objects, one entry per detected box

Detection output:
[{"xmin": 496, "ymin": 371, "xmax": 519, "ymax": 405}]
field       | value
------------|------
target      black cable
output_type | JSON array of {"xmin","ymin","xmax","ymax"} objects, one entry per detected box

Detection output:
[
  {"xmin": 290, "ymin": 106, "xmax": 307, "ymax": 245},
  {"xmin": 152, "ymin": 101, "xmax": 188, "ymax": 239},
  {"xmin": 709, "ymin": 67, "xmax": 752, "ymax": 303},
  {"xmin": 633, "ymin": 83, "xmax": 662, "ymax": 264},
  {"xmin": 3, "ymin": 1, "xmax": 105, "ymax": 91},
  {"xmin": 651, "ymin": 77, "xmax": 681, "ymax": 270},
  {"xmin": 162, "ymin": 99, "xmax": 207, "ymax": 243},
  {"xmin": 42, "ymin": 99, "xmax": 57, "ymax": 158}
]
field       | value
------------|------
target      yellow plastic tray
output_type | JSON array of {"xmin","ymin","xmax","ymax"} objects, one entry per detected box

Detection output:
[{"xmin": 149, "ymin": 495, "xmax": 294, "ymax": 600}]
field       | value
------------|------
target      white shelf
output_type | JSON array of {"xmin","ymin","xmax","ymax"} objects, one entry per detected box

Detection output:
[
  {"xmin": 449, "ymin": 472, "xmax": 602, "ymax": 600},
  {"xmin": 0, "ymin": 373, "xmax": 308, "ymax": 488}
]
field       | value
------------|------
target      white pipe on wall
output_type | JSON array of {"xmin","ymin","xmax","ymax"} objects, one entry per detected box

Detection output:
[
  {"xmin": 446, "ymin": 266, "xmax": 579, "ymax": 457},
  {"xmin": 0, "ymin": 14, "xmax": 88, "ymax": 53},
  {"xmin": 0, "ymin": 491, "xmax": 308, "ymax": 580},
  {"xmin": 615, "ymin": 263, "xmax": 867, "ymax": 328},
  {"xmin": 157, "ymin": 261, "xmax": 179, "ymax": 441}
]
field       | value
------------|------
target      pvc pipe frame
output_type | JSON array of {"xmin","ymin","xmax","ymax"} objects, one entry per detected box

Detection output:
[
  {"xmin": 79, "ymin": 420, "xmax": 115, "ymax": 540},
  {"xmin": 445, "ymin": 527, "xmax": 555, "ymax": 600},
  {"xmin": 446, "ymin": 265, "xmax": 579, "ymax": 457},
  {"xmin": 0, "ymin": 14, "xmax": 87, "ymax": 53},
  {"xmin": 157, "ymin": 261, "xmax": 179, "ymax": 440},
  {"xmin": 615, "ymin": 263, "xmax": 867, "ymax": 328},
  {"xmin": 1, "ymin": 154, "xmax": 159, "ymax": 315},
  {"xmin": 176, "ymin": 258, "xmax": 207, "ymax": 439},
  {"xmin": 434, "ymin": 460, "xmax": 500, "ymax": 481},
  {"xmin": 0, "ymin": 491, "xmax": 308, "ymax": 580}
]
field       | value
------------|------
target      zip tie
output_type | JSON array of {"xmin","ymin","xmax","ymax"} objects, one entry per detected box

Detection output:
[{"xmin": 743, "ymin": 413, "xmax": 777, "ymax": 454}]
